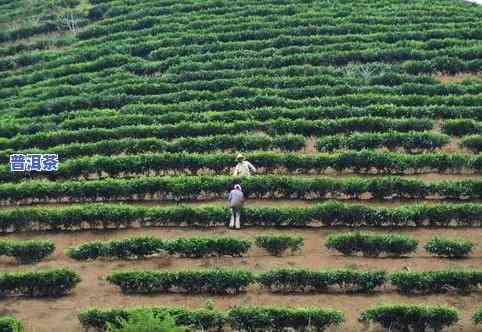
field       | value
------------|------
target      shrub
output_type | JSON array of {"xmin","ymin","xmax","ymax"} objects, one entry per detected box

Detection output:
[
  {"xmin": 390, "ymin": 270, "xmax": 482, "ymax": 294},
  {"xmin": 254, "ymin": 235, "xmax": 303, "ymax": 256},
  {"xmin": 441, "ymin": 119, "xmax": 481, "ymax": 136},
  {"xmin": 461, "ymin": 135, "xmax": 482, "ymax": 153},
  {"xmin": 165, "ymin": 237, "xmax": 251, "ymax": 257},
  {"xmin": 1, "ymin": 175, "xmax": 482, "ymax": 204},
  {"xmin": 66, "ymin": 236, "xmax": 165, "ymax": 260},
  {"xmin": 474, "ymin": 308, "xmax": 482, "ymax": 326},
  {"xmin": 2, "ymin": 201, "xmax": 482, "ymax": 233},
  {"xmin": 257, "ymin": 268, "xmax": 386, "ymax": 293},
  {"xmin": 360, "ymin": 304, "xmax": 459, "ymax": 332},
  {"xmin": 106, "ymin": 311, "xmax": 186, "ymax": 332},
  {"xmin": 67, "ymin": 236, "xmax": 251, "ymax": 260},
  {"xmin": 79, "ymin": 307, "xmax": 227, "ymax": 331},
  {"xmin": 0, "ymin": 268, "xmax": 81, "ymax": 297},
  {"xmin": 424, "ymin": 237, "xmax": 475, "ymax": 258},
  {"xmin": 229, "ymin": 306, "xmax": 344, "ymax": 332},
  {"xmin": 0, "ymin": 317, "xmax": 24, "ymax": 332},
  {"xmin": 325, "ymin": 232, "xmax": 418, "ymax": 257},
  {"xmin": 66, "ymin": 241, "xmax": 111, "ymax": 260},
  {"xmin": 317, "ymin": 131, "xmax": 449, "ymax": 152},
  {"xmin": 0, "ymin": 240, "xmax": 55, "ymax": 264},
  {"xmin": 107, "ymin": 269, "xmax": 254, "ymax": 294}
]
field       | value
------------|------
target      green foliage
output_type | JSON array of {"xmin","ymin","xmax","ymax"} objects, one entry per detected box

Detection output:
[
  {"xmin": 255, "ymin": 234, "xmax": 304, "ymax": 256},
  {"xmin": 474, "ymin": 308, "xmax": 482, "ymax": 326},
  {"xmin": 360, "ymin": 304, "xmax": 459, "ymax": 332},
  {"xmin": 165, "ymin": 237, "xmax": 251, "ymax": 258},
  {"xmin": 107, "ymin": 269, "xmax": 254, "ymax": 294},
  {"xmin": 3, "ymin": 150, "xmax": 480, "ymax": 183},
  {"xmin": 2, "ymin": 201, "xmax": 482, "ymax": 233},
  {"xmin": 441, "ymin": 119, "xmax": 482, "ymax": 137},
  {"xmin": 0, "ymin": 117, "xmax": 433, "ymax": 150},
  {"xmin": 0, "ymin": 317, "xmax": 24, "ymax": 332},
  {"xmin": 106, "ymin": 311, "xmax": 185, "ymax": 332},
  {"xmin": 66, "ymin": 236, "xmax": 164, "ymax": 260},
  {"xmin": 66, "ymin": 236, "xmax": 251, "ymax": 260},
  {"xmin": 390, "ymin": 270, "xmax": 482, "ymax": 294},
  {"xmin": 1, "ymin": 175, "xmax": 482, "ymax": 204},
  {"xmin": 79, "ymin": 305, "xmax": 344, "ymax": 332},
  {"xmin": 325, "ymin": 232, "xmax": 418, "ymax": 257},
  {"xmin": 229, "ymin": 306, "xmax": 345, "ymax": 332},
  {"xmin": 0, "ymin": 240, "xmax": 55, "ymax": 264},
  {"xmin": 462, "ymin": 135, "xmax": 482, "ymax": 153},
  {"xmin": 0, "ymin": 134, "xmax": 305, "ymax": 164},
  {"xmin": 317, "ymin": 131, "xmax": 449, "ymax": 152},
  {"xmin": 79, "ymin": 307, "xmax": 227, "ymax": 331},
  {"xmin": 424, "ymin": 237, "xmax": 475, "ymax": 258},
  {"xmin": 257, "ymin": 268, "xmax": 387, "ymax": 293},
  {"xmin": 0, "ymin": 268, "xmax": 81, "ymax": 297}
]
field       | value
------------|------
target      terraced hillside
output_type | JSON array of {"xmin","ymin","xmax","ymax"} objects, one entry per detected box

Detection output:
[{"xmin": 1, "ymin": 0, "xmax": 482, "ymax": 331}]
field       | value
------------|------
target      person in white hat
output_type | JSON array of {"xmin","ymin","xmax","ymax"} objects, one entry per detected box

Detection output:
[
  {"xmin": 233, "ymin": 153, "xmax": 256, "ymax": 176},
  {"xmin": 228, "ymin": 184, "xmax": 244, "ymax": 229}
]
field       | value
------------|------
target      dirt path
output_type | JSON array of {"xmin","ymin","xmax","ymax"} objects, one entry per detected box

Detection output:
[{"xmin": 1, "ymin": 227, "xmax": 481, "ymax": 332}]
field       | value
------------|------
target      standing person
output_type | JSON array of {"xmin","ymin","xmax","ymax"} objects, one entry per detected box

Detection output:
[
  {"xmin": 233, "ymin": 153, "xmax": 256, "ymax": 176},
  {"xmin": 228, "ymin": 184, "xmax": 244, "ymax": 229}
]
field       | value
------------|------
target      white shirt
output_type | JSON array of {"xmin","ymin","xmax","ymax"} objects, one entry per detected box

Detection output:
[{"xmin": 233, "ymin": 161, "xmax": 256, "ymax": 176}]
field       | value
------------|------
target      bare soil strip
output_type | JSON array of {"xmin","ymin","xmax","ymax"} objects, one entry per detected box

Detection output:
[{"xmin": 1, "ymin": 227, "xmax": 481, "ymax": 332}]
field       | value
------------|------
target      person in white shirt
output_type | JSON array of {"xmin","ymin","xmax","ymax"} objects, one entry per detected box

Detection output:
[
  {"xmin": 228, "ymin": 184, "xmax": 244, "ymax": 229},
  {"xmin": 233, "ymin": 153, "xmax": 256, "ymax": 176}
]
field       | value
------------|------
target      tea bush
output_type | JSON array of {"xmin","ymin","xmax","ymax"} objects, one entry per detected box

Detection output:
[
  {"xmin": 0, "ymin": 268, "xmax": 81, "ymax": 297},
  {"xmin": 257, "ymin": 268, "xmax": 387, "ymax": 293},
  {"xmin": 360, "ymin": 304, "xmax": 459, "ymax": 332},
  {"xmin": 0, "ymin": 239, "xmax": 55, "ymax": 264},
  {"xmin": 0, "ymin": 317, "xmax": 24, "ymax": 332},
  {"xmin": 254, "ymin": 234, "xmax": 304, "ymax": 256},
  {"xmin": 325, "ymin": 232, "xmax": 418, "ymax": 257},
  {"xmin": 424, "ymin": 237, "xmax": 475, "ymax": 258},
  {"xmin": 390, "ymin": 270, "xmax": 482, "ymax": 294},
  {"xmin": 107, "ymin": 269, "xmax": 254, "ymax": 294}
]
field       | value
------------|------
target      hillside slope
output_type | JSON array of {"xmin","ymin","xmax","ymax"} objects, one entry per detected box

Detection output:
[{"xmin": 2, "ymin": 1, "xmax": 482, "ymax": 332}]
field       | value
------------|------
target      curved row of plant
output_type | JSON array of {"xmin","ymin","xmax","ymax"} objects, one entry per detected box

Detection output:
[
  {"xmin": 66, "ymin": 235, "xmax": 302, "ymax": 260},
  {"xmin": 0, "ymin": 239, "xmax": 55, "ymax": 264},
  {"xmin": 8, "ymin": 75, "xmax": 482, "ymax": 119},
  {"xmin": 5, "ymin": 58, "xmax": 479, "ymax": 111},
  {"xmin": 79, "ymin": 305, "xmax": 344, "ymax": 332},
  {"xmin": 316, "ymin": 131, "xmax": 451, "ymax": 152},
  {"xmin": 0, "ymin": 117, "xmax": 433, "ymax": 150},
  {"xmin": 2, "ymin": 201, "xmax": 482, "ymax": 233},
  {"xmin": 4, "ymin": 150, "xmax": 482, "ymax": 183},
  {"xmin": 36, "ymin": 105, "xmax": 482, "ymax": 133},
  {"xmin": 442, "ymin": 119, "xmax": 482, "ymax": 136},
  {"xmin": 12, "ymin": 91, "xmax": 482, "ymax": 118},
  {"xmin": 3, "ymin": 233, "xmax": 474, "ymax": 264},
  {"xmin": 106, "ymin": 268, "xmax": 482, "ymax": 295},
  {"xmin": 0, "ymin": 133, "xmax": 306, "ymax": 164},
  {"xmin": 66, "ymin": 236, "xmax": 247, "ymax": 260},
  {"xmin": 78, "ymin": 303, "xmax": 472, "ymax": 332},
  {"xmin": 2, "ymin": 176, "xmax": 482, "ymax": 204},
  {"xmin": 326, "ymin": 233, "xmax": 475, "ymax": 258},
  {"xmin": 6, "ymin": 79, "xmax": 482, "ymax": 122},
  {"xmin": 4, "ymin": 104, "xmax": 481, "ymax": 139},
  {"xmin": 0, "ymin": 268, "xmax": 81, "ymax": 297}
]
